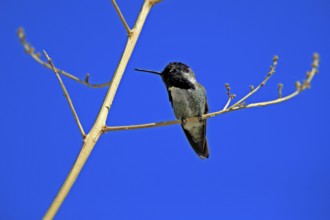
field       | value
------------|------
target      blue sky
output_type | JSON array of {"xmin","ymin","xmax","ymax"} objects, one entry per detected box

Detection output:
[{"xmin": 1, "ymin": 0, "xmax": 330, "ymax": 219}]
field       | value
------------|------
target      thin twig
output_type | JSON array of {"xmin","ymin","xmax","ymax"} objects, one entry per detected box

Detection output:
[
  {"xmin": 112, "ymin": 0, "xmax": 132, "ymax": 36},
  {"xmin": 221, "ymin": 83, "xmax": 235, "ymax": 111},
  {"xmin": 43, "ymin": 50, "xmax": 86, "ymax": 137},
  {"xmin": 17, "ymin": 28, "xmax": 110, "ymax": 88},
  {"xmin": 229, "ymin": 55, "xmax": 279, "ymax": 109},
  {"xmin": 244, "ymin": 53, "xmax": 319, "ymax": 108},
  {"xmin": 104, "ymin": 54, "xmax": 319, "ymax": 132},
  {"xmin": 222, "ymin": 96, "xmax": 233, "ymax": 111}
]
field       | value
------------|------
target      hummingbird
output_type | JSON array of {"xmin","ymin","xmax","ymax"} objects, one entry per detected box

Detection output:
[{"xmin": 135, "ymin": 62, "xmax": 209, "ymax": 159}]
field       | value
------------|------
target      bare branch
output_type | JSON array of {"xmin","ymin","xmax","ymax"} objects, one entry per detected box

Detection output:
[
  {"xmin": 222, "ymin": 96, "xmax": 233, "ymax": 111},
  {"xmin": 111, "ymin": 0, "xmax": 132, "ymax": 36},
  {"xmin": 43, "ymin": 1, "xmax": 158, "ymax": 219},
  {"xmin": 104, "ymin": 54, "xmax": 319, "ymax": 132},
  {"xmin": 222, "ymin": 83, "xmax": 235, "ymax": 111},
  {"xmin": 242, "ymin": 53, "xmax": 319, "ymax": 108},
  {"xmin": 17, "ymin": 28, "xmax": 110, "ymax": 88},
  {"xmin": 43, "ymin": 50, "xmax": 86, "ymax": 138},
  {"xmin": 229, "ymin": 55, "xmax": 279, "ymax": 109}
]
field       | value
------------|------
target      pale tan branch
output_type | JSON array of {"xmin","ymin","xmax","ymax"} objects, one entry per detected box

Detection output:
[
  {"xmin": 43, "ymin": 1, "xmax": 158, "ymax": 219},
  {"xmin": 43, "ymin": 50, "xmax": 86, "ymax": 137},
  {"xmin": 112, "ymin": 0, "xmax": 132, "ymax": 35},
  {"xmin": 103, "ymin": 110, "xmax": 231, "ymax": 132},
  {"xmin": 221, "ymin": 83, "xmax": 236, "ymax": 111},
  {"xmin": 243, "ymin": 53, "xmax": 319, "ymax": 108},
  {"xmin": 104, "ymin": 54, "xmax": 319, "ymax": 132},
  {"xmin": 17, "ymin": 28, "xmax": 110, "ymax": 88},
  {"xmin": 229, "ymin": 55, "xmax": 279, "ymax": 109},
  {"xmin": 243, "ymin": 91, "xmax": 299, "ymax": 108},
  {"xmin": 222, "ymin": 96, "xmax": 233, "ymax": 111}
]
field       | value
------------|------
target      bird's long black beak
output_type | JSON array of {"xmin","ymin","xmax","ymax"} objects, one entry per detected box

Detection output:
[{"xmin": 134, "ymin": 68, "xmax": 162, "ymax": 75}]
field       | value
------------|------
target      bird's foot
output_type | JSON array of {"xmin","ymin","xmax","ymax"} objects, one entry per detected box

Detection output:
[{"xmin": 181, "ymin": 117, "xmax": 187, "ymax": 125}]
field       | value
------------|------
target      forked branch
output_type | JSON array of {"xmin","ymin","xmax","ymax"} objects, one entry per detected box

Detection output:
[
  {"xmin": 17, "ymin": 28, "xmax": 111, "ymax": 88},
  {"xmin": 229, "ymin": 55, "xmax": 278, "ymax": 109},
  {"xmin": 41, "ymin": 1, "xmax": 161, "ymax": 219},
  {"xmin": 222, "ymin": 83, "xmax": 236, "ymax": 111},
  {"xmin": 43, "ymin": 50, "xmax": 86, "ymax": 137},
  {"xmin": 112, "ymin": 0, "xmax": 131, "ymax": 35},
  {"xmin": 104, "ymin": 54, "xmax": 319, "ymax": 132}
]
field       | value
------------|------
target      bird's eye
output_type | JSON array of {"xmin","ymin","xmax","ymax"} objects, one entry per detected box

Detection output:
[{"xmin": 170, "ymin": 69, "xmax": 176, "ymax": 74}]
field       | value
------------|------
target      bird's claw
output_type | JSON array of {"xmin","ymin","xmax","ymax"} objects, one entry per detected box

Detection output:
[
  {"xmin": 181, "ymin": 117, "xmax": 187, "ymax": 125},
  {"xmin": 198, "ymin": 114, "xmax": 203, "ymax": 122}
]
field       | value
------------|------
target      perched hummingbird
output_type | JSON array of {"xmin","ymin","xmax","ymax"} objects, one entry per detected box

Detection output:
[{"xmin": 135, "ymin": 62, "xmax": 209, "ymax": 159}]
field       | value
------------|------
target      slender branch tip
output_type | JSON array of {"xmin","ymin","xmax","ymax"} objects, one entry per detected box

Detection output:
[
  {"xmin": 18, "ymin": 28, "xmax": 111, "ymax": 88},
  {"xmin": 42, "ymin": 50, "xmax": 50, "ymax": 60},
  {"xmin": 112, "ymin": 0, "xmax": 132, "ymax": 35},
  {"xmin": 225, "ymin": 83, "xmax": 231, "ymax": 96}
]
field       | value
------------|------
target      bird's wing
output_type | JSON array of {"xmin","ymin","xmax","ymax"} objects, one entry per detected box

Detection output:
[{"xmin": 167, "ymin": 87, "xmax": 173, "ymax": 107}]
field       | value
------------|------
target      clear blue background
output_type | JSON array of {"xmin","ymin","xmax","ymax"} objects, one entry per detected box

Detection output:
[{"xmin": 1, "ymin": 0, "xmax": 329, "ymax": 219}]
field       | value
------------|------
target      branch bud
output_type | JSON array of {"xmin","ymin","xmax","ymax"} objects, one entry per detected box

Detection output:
[
  {"xmin": 239, "ymin": 102, "xmax": 246, "ymax": 108},
  {"xmin": 278, "ymin": 83, "xmax": 283, "ymax": 98},
  {"xmin": 295, "ymin": 81, "xmax": 302, "ymax": 91},
  {"xmin": 17, "ymin": 27, "xmax": 25, "ymax": 43},
  {"xmin": 85, "ymin": 73, "xmax": 90, "ymax": 83},
  {"xmin": 148, "ymin": 0, "xmax": 162, "ymax": 5},
  {"xmin": 303, "ymin": 80, "xmax": 311, "ymax": 89},
  {"xmin": 28, "ymin": 47, "xmax": 35, "ymax": 54},
  {"xmin": 225, "ymin": 83, "xmax": 231, "ymax": 96}
]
